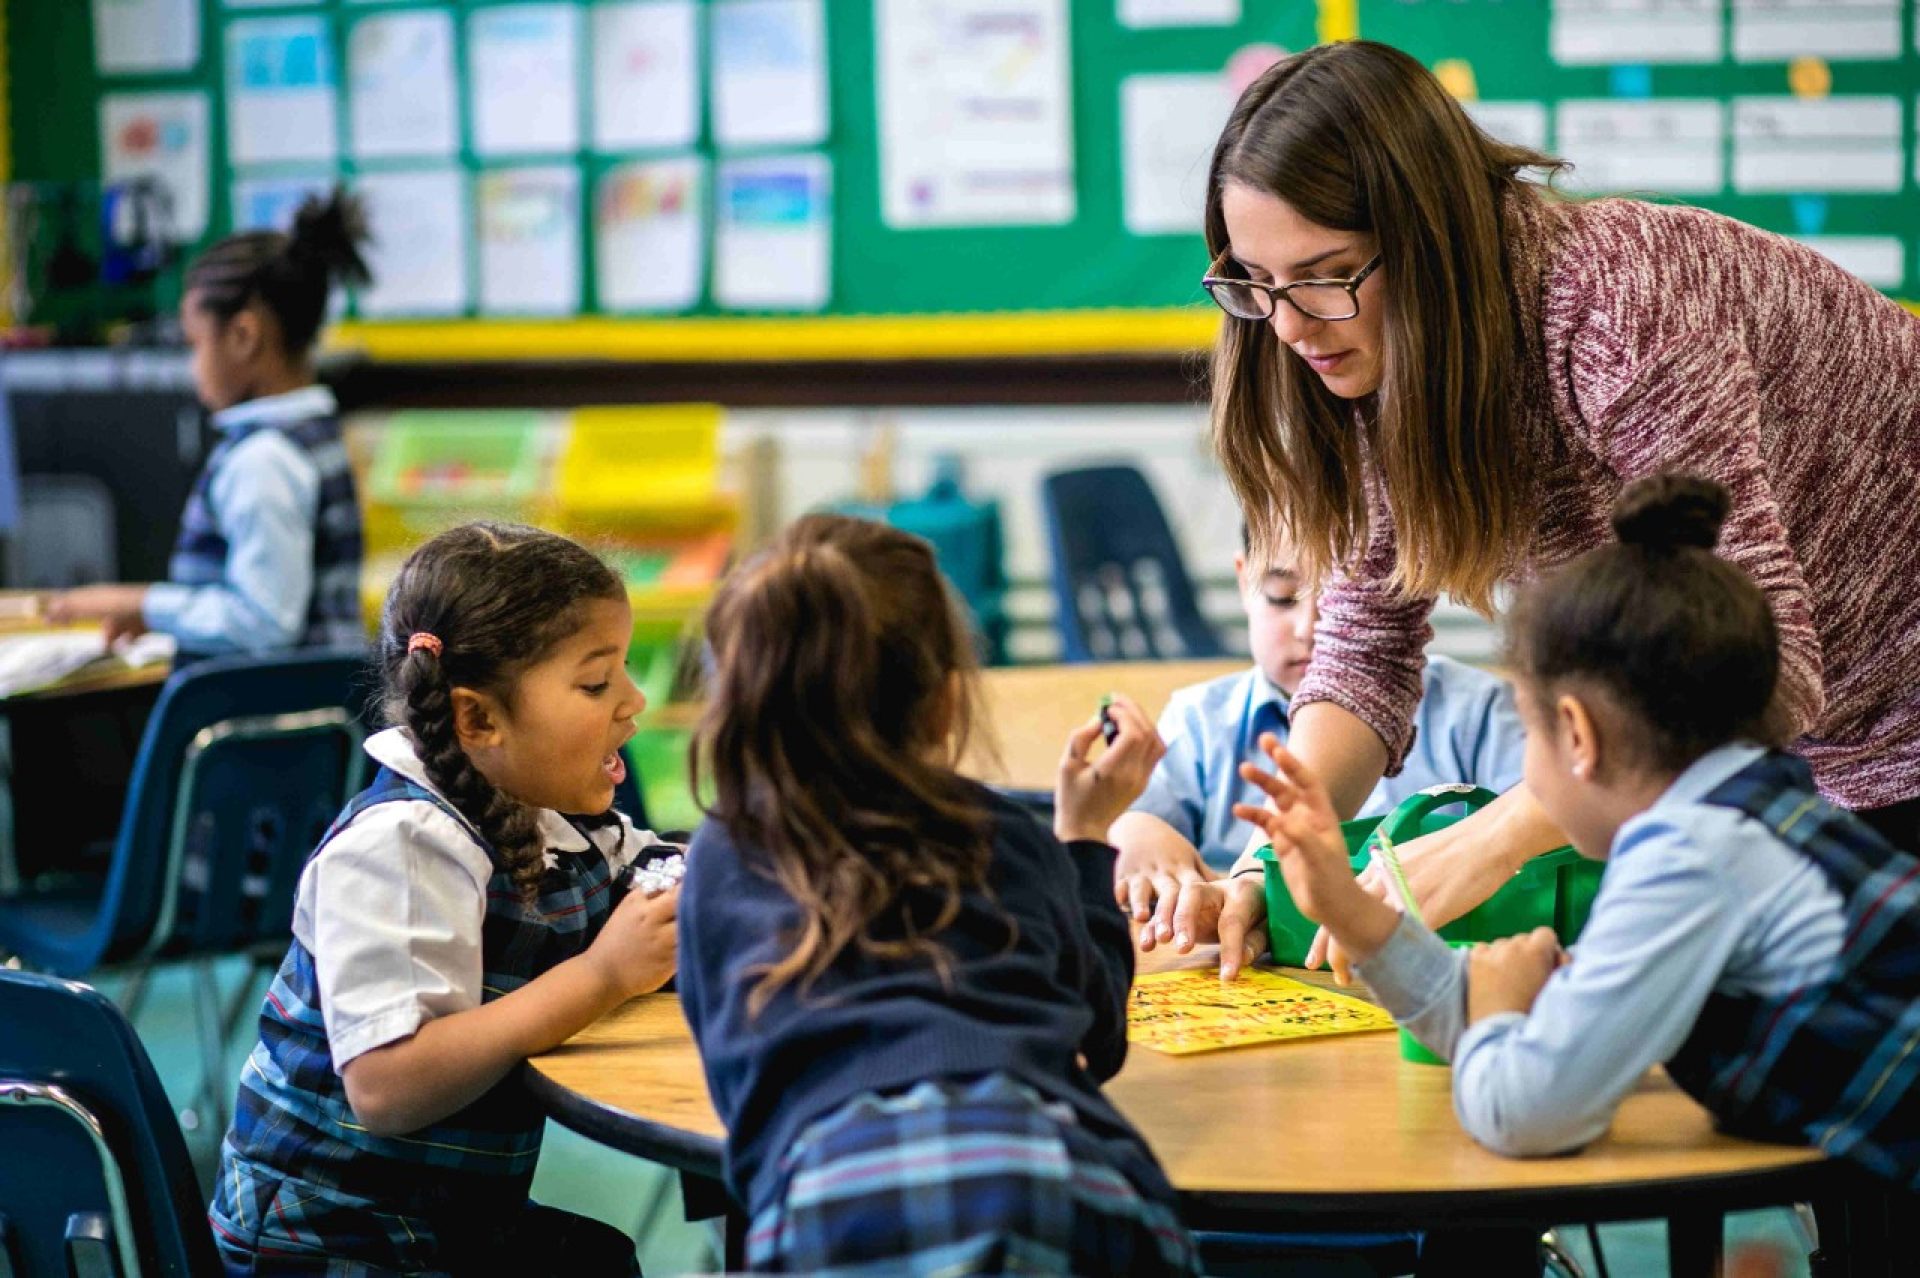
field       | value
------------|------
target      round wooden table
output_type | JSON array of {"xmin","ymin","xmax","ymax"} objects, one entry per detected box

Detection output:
[{"xmin": 526, "ymin": 955, "xmax": 1851, "ymax": 1273}]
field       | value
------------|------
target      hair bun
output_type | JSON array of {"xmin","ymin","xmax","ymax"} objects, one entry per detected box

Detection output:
[
  {"xmin": 1610, "ymin": 474, "xmax": 1730, "ymax": 553},
  {"xmin": 287, "ymin": 187, "xmax": 373, "ymax": 290}
]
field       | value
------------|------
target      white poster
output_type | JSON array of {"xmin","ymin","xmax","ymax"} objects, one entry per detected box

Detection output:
[
  {"xmin": 1556, "ymin": 99, "xmax": 1724, "ymax": 194},
  {"xmin": 711, "ymin": 0, "xmax": 829, "ymax": 148},
  {"xmin": 231, "ymin": 172, "xmax": 334, "ymax": 232},
  {"xmin": 348, "ymin": 9, "xmax": 459, "ymax": 160},
  {"xmin": 1733, "ymin": 97, "xmax": 1904, "ymax": 192},
  {"xmin": 593, "ymin": 1, "xmax": 701, "ymax": 152},
  {"xmin": 714, "ymin": 154, "xmax": 831, "ymax": 311},
  {"xmin": 93, "ymin": 0, "xmax": 199, "ymax": 74},
  {"xmin": 1119, "ymin": 0, "xmax": 1238, "ymax": 26},
  {"xmin": 1120, "ymin": 73, "xmax": 1232, "ymax": 236},
  {"xmin": 596, "ymin": 157, "xmax": 705, "ymax": 311},
  {"xmin": 1550, "ymin": 0, "xmax": 1722, "ymax": 65},
  {"xmin": 226, "ymin": 16, "xmax": 340, "ymax": 166},
  {"xmin": 356, "ymin": 168, "xmax": 470, "ymax": 316},
  {"xmin": 877, "ymin": 0, "xmax": 1075, "ymax": 228},
  {"xmin": 1793, "ymin": 236, "xmax": 1906, "ymax": 286},
  {"xmin": 100, "ymin": 91, "xmax": 211, "ymax": 240},
  {"xmin": 477, "ymin": 166, "xmax": 581, "ymax": 315},
  {"xmin": 1465, "ymin": 101, "xmax": 1551, "ymax": 151},
  {"xmin": 470, "ymin": 5, "xmax": 582, "ymax": 157},
  {"xmin": 1734, "ymin": 0, "xmax": 1900, "ymax": 62}
]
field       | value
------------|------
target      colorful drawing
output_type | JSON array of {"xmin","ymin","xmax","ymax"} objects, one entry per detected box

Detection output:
[{"xmin": 1128, "ymin": 968, "xmax": 1395, "ymax": 1056}]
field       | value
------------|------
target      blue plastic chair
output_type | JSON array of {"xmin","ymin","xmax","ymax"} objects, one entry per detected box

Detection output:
[
  {"xmin": 0, "ymin": 647, "xmax": 375, "ymax": 1133},
  {"xmin": 1040, "ymin": 465, "xmax": 1226, "ymax": 663},
  {"xmin": 0, "ymin": 968, "xmax": 221, "ymax": 1276}
]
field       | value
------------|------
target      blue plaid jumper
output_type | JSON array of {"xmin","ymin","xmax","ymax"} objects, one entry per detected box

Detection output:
[
  {"xmin": 1668, "ymin": 749, "xmax": 1920, "ymax": 1189},
  {"xmin": 210, "ymin": 767, "xmax": 625, "ymax": 1273},
  {"xmin": 171, "ymin": 410, "xmax": 364, "ymax": 650}
]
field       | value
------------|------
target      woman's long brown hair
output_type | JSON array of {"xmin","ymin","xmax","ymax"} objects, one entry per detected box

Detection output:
[
  {"xmin": 694, "ymin": 515, "xmax": 994, "ymax": 1016},
  {"xmin": 1206, "ymin": 40, "xmax": 1566, "ymax": 612}
]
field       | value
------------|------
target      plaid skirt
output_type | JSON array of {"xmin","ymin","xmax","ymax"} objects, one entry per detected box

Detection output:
[{"xmin": 745, "ymin": 1073, "xmax": 1199, "ymax": 1276}]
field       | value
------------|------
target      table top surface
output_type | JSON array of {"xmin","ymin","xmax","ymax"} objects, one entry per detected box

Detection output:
[{"xmin": 526, "ymin": 947, "xmax": 1828, "ymax": 1211}]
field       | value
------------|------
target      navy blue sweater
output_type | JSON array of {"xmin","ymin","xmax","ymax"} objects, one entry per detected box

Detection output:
[{"xmin": 678, "ymin": 784, "xmax": 1144, "ymax": 1213}]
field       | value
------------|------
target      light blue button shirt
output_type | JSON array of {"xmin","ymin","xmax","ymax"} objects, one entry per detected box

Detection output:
[
  {"xmin": 143, "ymin": 385, "xmax": 334, "ymax": 655},
  {"xmin": 1357, "ymin": 741, "xmax": 1847, "ymax": 1158},
  {"xmin": 1131, "ymin": 655, "xmax": 1529, "ymax": 871}
]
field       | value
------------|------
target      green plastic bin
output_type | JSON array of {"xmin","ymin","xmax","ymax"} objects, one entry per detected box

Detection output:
[{"xmin": 1255, "ymin": 785, "xmax": 1603, "ymax": 968}]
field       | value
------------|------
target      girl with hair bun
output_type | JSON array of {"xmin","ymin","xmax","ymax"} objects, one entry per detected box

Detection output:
[
  {"xmin": 1238, "ymin": 476, "xmax": 1920, "ymax": 1184},
  {"xmin": 49, "ymin": 187, "xmax": 373, "ymax": 655}
]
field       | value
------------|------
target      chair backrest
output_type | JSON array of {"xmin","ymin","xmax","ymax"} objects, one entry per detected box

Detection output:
[
  {"xmin": 60, "ymin": 647, "xmax": 375, "ymax": 974},
  {"xmin": 0, "ymin": 968, "xmax": 220, "ymax": 1276},
  {"xmin": 1040, "ymin": 465, "xmax": 1226, "ymax": 663},
  {"xmin": 7, "ymin": 474, "xmax": 116, "ymax": 589}
]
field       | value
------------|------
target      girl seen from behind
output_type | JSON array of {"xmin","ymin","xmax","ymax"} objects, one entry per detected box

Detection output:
[{"xmin": 678, "ymin": 514, "xmax": 1200, "ymax": 1275}]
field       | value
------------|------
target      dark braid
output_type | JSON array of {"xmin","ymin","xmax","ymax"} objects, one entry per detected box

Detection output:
[
  {"xmin": 186, "ymin": 186, "xmax": 372, "ymax": 355},
  {"xmin": 378, "ymin": 523, "xmax": 625, "ymax": 899}
]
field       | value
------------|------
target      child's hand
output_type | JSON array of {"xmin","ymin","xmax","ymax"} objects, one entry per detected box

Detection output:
[
  {"xmin": 44, "ymin": 584, "xmax": 150, "ymax": 646},
  {"xmin": 586, "ymin": 882, "xmax": 679, "ymax": 1001},
  {"xmin": 1055, "ymin": 694, "xmax": 1165, "ymax": 844},
  {"xmin": 1466, "ymin": 927, "xmax": 1568, "ymax": 1024}
]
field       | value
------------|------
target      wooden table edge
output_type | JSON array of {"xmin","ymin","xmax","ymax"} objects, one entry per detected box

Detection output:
[{"xmin": 523, "ymin": 1060, "xmax": 724, "ymax": 1181}]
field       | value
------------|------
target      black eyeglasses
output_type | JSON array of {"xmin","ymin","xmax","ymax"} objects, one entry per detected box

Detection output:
[{"xmin": 1201, "ymin": 252, "xmax": 1382, "ymax": 322}]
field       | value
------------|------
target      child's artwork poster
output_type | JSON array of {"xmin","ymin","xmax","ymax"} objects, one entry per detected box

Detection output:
[{"xmin": 1128, "ymin": 969, "xmax": 1395, "ymax": 1056}]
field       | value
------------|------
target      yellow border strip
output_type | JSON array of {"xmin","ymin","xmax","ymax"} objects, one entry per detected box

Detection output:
[
  {"xmin": 328, "ymin": 308, "xmax": 1222, "ymax": 363},
  {"xmin": 1317, "ymin": 0, "xmax": 1360, "ymax": 42}
]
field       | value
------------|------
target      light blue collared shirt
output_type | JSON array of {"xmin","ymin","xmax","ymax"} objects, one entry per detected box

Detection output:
[
  {"xmin": 1357, "ymin": 741, "xmax": 1846, "ymax": 1158},
  {"xmin": 143, "ymin": 385, "xmax": 336, "ymax": 655},
  {"xmin": 1132, "ymin": 655, "xmax": 1529, "ymax": 871}
]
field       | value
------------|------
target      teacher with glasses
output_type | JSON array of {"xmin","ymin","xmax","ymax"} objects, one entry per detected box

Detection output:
[{"xmin": 1150, "ymin": 40, "xmax": 1920, "ymax": 979}]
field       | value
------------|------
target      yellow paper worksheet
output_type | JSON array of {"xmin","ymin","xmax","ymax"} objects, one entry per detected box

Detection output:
[{"xmin": 1128, "ymin": 968, "xmax": 1397, "ymax": 1056}]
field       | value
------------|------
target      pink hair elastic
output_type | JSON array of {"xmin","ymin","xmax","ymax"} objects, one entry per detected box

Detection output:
[{"xmin": 407, "ymin": 632, "xmax": 444, "ymax": 658}]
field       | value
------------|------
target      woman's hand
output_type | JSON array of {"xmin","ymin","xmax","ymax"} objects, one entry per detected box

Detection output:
[
  {"xmin": 1110, "ymin": 812, "xmax": 1217, "ymax": 951},
  {"xmin": 1055, "ymin": 695, "xmax": 1165, "ymax": 845},
  {"xmin": 1466, "ymin": 926, "xmax": 1568, "ymax": 1024},
  {"xmin": 586, "ymin": 883, "xmax": 680, "ymax": 1002}
]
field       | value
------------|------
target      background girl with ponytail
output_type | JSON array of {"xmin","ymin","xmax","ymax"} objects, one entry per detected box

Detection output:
[
  {"xmin": 211, "ymin": 523, "xmax": 679, "ymax": 1274},
  {"xmin": 678, "ymin": 514, "xmax": 1200, "ymax": 1275}
]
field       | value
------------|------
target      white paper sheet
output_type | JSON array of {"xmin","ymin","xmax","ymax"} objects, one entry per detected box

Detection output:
[
  {"xmin": 593, "ymin": 1, "xmax": 701, "ymax": 152},
  {"xmin": 348, "ymin": 9, "xmax": 458, "ymax": 160},
  {"xmin": 1121, "ymin": 73, "xmax": 1232, "ymax": 236},
  {"xmin": 470, "ymin": 5, "xmax": 583, "ymax": 157},
  {"xmin": 596, "ymin": 156, "xmax": 705, "ymax": 312},
  {"xmin": 356, "ymin": 168, "xmax": 471, "ymax": 317},
  {"xmin": 1551, "ymin": 0, "xmax": 1722, "ymax": 65},
  {"xmin": 1734, "ymin": 0, "xmax": 1899, "ymax": 62},
  {"xmin": 711, "ymin": 0, "xmax": 829, "ymax": 148},
  {"xmin": 1733, "ymin": 96, "xmax": 1903, "ymax": 192},
  {"xmin": 1556, "ymin": 99, "xmax": 1724, "ymax": 194},
  {"xmin": 225, "ymin": 16, "xmax": 340, "ymax": 166},
  {"xmin": 714, "ymin": 154, "xmax": 831, "ymax": 311},
  {"xmin": 231, "ymin": 172, "xmax": 334, "ymax": 232},
  {"xmin": 1792, "ymin": 235, "xmax": 1906, "ymax": 286},
  {"xmin": 876, "ymin": 0, "xmax": 1076, "ymax": 228},
  {"xmin": 1118, "ymin": 0, "xmax": 1239, "ymax": 26},
  {"xmin": 477, "ymin": 166, "xmax": 582, "ymax": 316},
  {"xmin": 93, "ymin": 0, "xmax": 199, "ymax": 74},
  {"xmin": 99, "ymin": 91, "xmax": 211, "ymax": 240},
  {"xmin": 1465, "ymin": 101, "xmax": 1551, "ymax": 151}
]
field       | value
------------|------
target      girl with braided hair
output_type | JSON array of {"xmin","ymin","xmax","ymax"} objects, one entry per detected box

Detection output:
[{"xmin": 211, "ymin": 522, "xmax": 679, "ymax": 1275}]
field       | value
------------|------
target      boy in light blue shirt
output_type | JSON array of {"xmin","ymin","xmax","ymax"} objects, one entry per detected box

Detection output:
[{"xmin": 1111, "ymin": 528, "xmax": 1525, "ymax": 933}]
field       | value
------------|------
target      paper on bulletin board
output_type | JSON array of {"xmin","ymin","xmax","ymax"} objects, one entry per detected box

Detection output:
[
  {"xmin": 1464, "ymin": 101, "xmax": 1550, "ymax": 152},
  {"xmin": 711, "ymin": 0, "xmax": 829, "ymax": 148},
  {"xmin": 593, "ymin": 1, "xmax": 701, "ymax": 152},
  {"xmin": 100, "ymin": 91, "xmax": 211, "ymax": 240},
  {"xmin": 1734, "ymin": 0, "xmax": 1900, "ymax": 62},
  {"xmin": 714, "ymin": 153, "xmax": 831, "ymax": 311},
  {"xmin": 1556, "ymin": 99, "xmax": 1724, "ymax": 195},
  {"xmin": 1118, "ymin": 0, "xmax": 1239, "ymax": 27},
  {"xmin": 356, "ymin": 168, "xmax": 470, "ymax": 317},
  {"xmin": 1733, "ymin": 97, "xmax": 1903, "ymax": 193},
  {"xmin": 225, "ymin": 16, "xmax": 340, "ymax": 166},
  {"xmin": 1550, "ymin": 0, "xmax": 1722, "ymax": 66},
  {"xmin": 478, "ymin": 166, "xmax": 582, "ymax": 316},
  {"xmin": 597, "ymin": 157, "xmax": 705, "ymax": 312},
  {"xmin": 1121, "ymin": 73, "xmax": 1232, "ymax": 236},
  {"xmin": 1128, "ymin": 969, "xmax": 1396, "ymax": 1056},
  {"xmin": 470, "ymin": 5, "xmax": 583, "ymax": 157},
  {"xmin": 93, "ymin": 0, "xmax": 199, "ymax": 74},
  {"xmin": 1794, "ymin": 236, "xmax": 1906, "ymax": 287},
  {"xmin": 876, "ymin": 0, "xmax": 1076, "ymax": 228},
  {"xmin": 347, "ymin": 9, "xmax": 458, "ymax": 161},
  {"xmin": 231, "ymin": 172, "xmax": 334, "ymax": 232}
]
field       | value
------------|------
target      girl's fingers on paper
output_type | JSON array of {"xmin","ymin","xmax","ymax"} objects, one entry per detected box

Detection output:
[
  {"xmin": 1126, "ymin": 875, "xmax": 1157, "ymax": 925},
  {"xmin": 1062, "ymin": 719, "xmax": 1103, "ymax": 765},
  {"xmin": 1150, "ymin": 874, "xmax": 1181, "ymax": 941}
]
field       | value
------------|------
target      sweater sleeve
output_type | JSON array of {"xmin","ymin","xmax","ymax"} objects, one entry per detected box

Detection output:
[
  {"xmin": 1575, "ymin": 330, "xmax": 1824, "ymax": 739},
  {"xmin": 1059, "ymin": 837, "xmax": 1133, "ymax": 1082}
]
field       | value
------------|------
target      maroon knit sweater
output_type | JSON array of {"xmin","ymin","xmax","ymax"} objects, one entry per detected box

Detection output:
[{"xmin": 1294, "ymin": 192, "xmax": 1920, "ymax": 810}]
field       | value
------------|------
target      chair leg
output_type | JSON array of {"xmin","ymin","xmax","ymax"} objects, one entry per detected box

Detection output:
[{"xmin": 187, "ymin": 956, "xmax": 232, "ymax": 1137}]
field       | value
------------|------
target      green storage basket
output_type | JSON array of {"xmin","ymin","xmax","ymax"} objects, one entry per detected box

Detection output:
[{"xmin": 1256, "ymin": 785, "xmax": 1602, "ymax": 967}]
